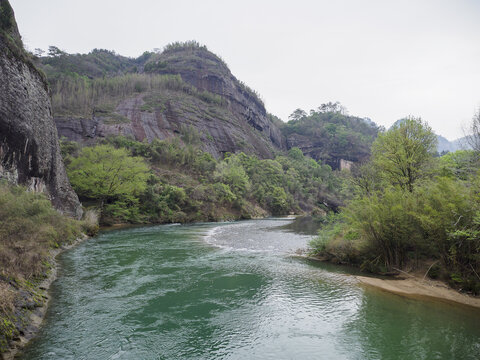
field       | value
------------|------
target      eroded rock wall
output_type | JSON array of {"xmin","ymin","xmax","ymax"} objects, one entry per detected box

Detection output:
[{"xmin": 0, "ymin": 24, "xmax": 82, "ymax": 217}]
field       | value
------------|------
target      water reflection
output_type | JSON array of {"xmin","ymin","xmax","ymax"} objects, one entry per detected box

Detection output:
[{"xmin": 343, "ymin": 288, "xmax": 480, "ymax": 360}]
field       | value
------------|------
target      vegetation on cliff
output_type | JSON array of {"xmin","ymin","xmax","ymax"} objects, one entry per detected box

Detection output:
[
  {"xmin": 48, "ymin": 73, "xmax": 226, "ymax": 118},
  {"xmin": 310, "ymin": 117, "xmax": 480, "ymax": 294},
  {"xmin": 36, "ymin": 42, "xmax": 263, "ymax": 118},
  {"xmin": 36, "ymin": 42, "xmax": 282, "ymax": 158}
]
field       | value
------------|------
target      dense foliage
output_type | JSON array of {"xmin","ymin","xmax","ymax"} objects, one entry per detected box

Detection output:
[
  {"xmin": 47, "ymin": 72, "xmax": 226, "ymax": 117},
  {"xmin": 68, "ymin": 145, "xmax": 150, "ymax": 223},
  {"xmin": 40, "ymin": 48, "xmax": 138, "ymax": 79},
  {"xmin": 310, "ymin": 118, "xmax": 480, "ymax": 293},
  {"xmin": 372, "ymin": 118, "xmax": 437, "ymax": 192},
  {"xmin": 63, "ymin": 135, "xmax": 346, "ymax": 225}
]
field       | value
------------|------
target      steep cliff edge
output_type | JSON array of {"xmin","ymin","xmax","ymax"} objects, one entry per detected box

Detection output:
[
  {"xmin": 40, "ymin": 43, "xmax": 285, "ymax": 159},
  {"xmin": 0, "ymin": 0, "xmax": 82, "ymax": 218}
]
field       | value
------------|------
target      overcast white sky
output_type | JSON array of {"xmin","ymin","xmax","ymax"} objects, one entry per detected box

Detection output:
[{"xmin": 10, "ymin": 0, "xmax": 480, "ymax": 139}]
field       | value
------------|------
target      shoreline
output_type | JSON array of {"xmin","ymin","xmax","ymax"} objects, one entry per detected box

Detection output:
[
  {"xmin": 298, "ymin": 254, "xmax": 480, "ymax": 310},
  {"xmin": 2, "ymin": 235, "xmax": 88, "ymax": 360},
  {"xmin": 356, "ymin": 275, "xmax": 480, "ymax": 309}
]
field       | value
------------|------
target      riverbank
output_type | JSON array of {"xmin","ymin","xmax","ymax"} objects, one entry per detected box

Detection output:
[
  {"xmin": 357, "ymin": 275, "xmax": 480, "ymax": 309},
  {"xmin": 1, "ymin": 235, "xmax": 88, "ymax": 360},
  {"xmin": 299, "ymin": 254, "xmax": 480, "ymax": 310}
]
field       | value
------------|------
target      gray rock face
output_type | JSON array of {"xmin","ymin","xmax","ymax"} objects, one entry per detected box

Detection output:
[
  {"xmin": 0, "ymin": 37, "xmax": 82, "ymax": 218},
  {"xmin": 56, "ymin": 91, "xmax": 283, "ymax": 159}
]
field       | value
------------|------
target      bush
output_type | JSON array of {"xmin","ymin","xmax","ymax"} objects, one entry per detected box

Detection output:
[{"xmin": 81, "ymin": 209, "xmax": 100, "ymax": 236}]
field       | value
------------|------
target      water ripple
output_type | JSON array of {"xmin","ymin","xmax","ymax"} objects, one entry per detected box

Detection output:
[{"xmin": 20, "ymin": 220, "xmax": 480, "ymax": 360}]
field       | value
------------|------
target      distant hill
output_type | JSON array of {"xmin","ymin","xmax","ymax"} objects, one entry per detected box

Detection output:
[
  {"xmin": 37, "ymin": 45, "xmax": 382, "ymax": 167},
  {"xmin": 37, "ymin": 42, "xmax": 284, "ymax": 159},
  {"xmin": 437, "ymin": 135, "xmax": 470, "ymax": 153},
  {"xmin": 281, "ymin": 104, "xmax": 380, "ymax": 170}
]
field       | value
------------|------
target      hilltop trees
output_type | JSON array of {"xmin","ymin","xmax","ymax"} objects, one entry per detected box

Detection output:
[{"xmin": 283, "ymin": 104, "xmax": 379, "ymax": 168}]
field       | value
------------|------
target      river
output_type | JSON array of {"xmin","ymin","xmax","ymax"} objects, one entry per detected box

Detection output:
[{"xmin": 21, "ymin": 218, "xmax": 480, "ymax": 359}]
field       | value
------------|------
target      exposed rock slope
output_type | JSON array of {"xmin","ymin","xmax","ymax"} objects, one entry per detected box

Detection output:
[{"xmin": 0, "ymin": 0, "xmax": 82, "ymax": 217}]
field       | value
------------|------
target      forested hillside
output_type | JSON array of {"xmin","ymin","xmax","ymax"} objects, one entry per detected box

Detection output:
[
  {"xmin": 61, "ymin": 133, "xmax": 346, "ymax": 225},
  {"xmin": 281, "ymin": 102, "xmax": 380, "ymax": 169}
]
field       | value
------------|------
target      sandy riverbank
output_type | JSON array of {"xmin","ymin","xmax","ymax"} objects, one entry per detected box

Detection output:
[
  {"xmin": 357, "ymin": 275, "xmax": 480, "ymax": 309},
  {"xmin": 297, "ymin": 254, "xmax": 480, "ymax": 309}
]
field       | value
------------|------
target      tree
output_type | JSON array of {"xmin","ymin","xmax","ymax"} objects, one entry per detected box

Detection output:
[
  {"xmin": 48, "ymin": 45, "xmax": 66, "ymax": 57},
  {"xmin": 372, "ymin": 117, "xmax": 437, "ymax": 192},
  {"xmin": 437, "ymin": 150, "xmax": 478, "ymax": 180},
  {"xmin": 317, "ymin": 101, "xmax": 347, "ymax": 114},
  {"xmin": 33, "ymin": 48, "xmax": 45, "ymax": 57},
  {"xmin": 288, "ymin": 147, "xmax": 304, "ymax": 161},
  {"xmin": 466, "ymin": 108, "xmax": 480, "ymax": 153},
  {"xmin": 215, "ymin": 156, "xmax": 250, "ymax": 197},
  {"xmin": 67, "ymin": 145, "xmax": 150, "ymax": 207},
  {"xmin": 288, "ymin": 108, "xmax": 307, "ymax": 122}
]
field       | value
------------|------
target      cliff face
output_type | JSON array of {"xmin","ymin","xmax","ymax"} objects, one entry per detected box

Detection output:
[
  {"xmin": 48, "ymin": 45, "xmax": 285, "ymax": 159},
  {"xmin": 150, "ymin": 46, "xmax": 285, "ymax": 154},
  {"xmin": 0, "ymin": 0, "xmax": 82, "ymax": 218}
]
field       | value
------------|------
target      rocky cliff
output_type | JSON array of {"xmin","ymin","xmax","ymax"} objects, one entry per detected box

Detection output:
[
  {"xmin": 41, "ymin": 43, "xmax": 285, "ymax": 159},
  {"xmin": 0, "ymin": 0, "xmax": 82, "ymax": 218},
  {"xmin": 147, "ymin": 44, "xmax": 285, "ymax": 155}
]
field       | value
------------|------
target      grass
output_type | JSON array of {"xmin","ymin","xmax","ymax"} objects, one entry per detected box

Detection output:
[
  {"xmin": 0, "ymin": 184, "xmax": 83, "ymax": 280},
  {"xmin": 0, "ymin": 182, "xmax": 90, "ymax": 353}
]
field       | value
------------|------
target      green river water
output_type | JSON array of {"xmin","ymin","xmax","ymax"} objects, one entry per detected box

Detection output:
[{"xmin": 21, "ymin": 219, "xmax": 480, "ymax": 359}]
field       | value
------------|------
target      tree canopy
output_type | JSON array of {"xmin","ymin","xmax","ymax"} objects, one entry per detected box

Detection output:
[
  {"xmin": 372, "ymin": 117, "xmax": 437, "ymax": 192},
  {"xmin": 68, "ymin": 145, "xmax": 150, "ymax": 204}
]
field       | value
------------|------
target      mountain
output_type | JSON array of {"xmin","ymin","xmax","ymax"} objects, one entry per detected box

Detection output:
[
  {"xmin": 437, "ymin": 135, "xmax": 470, "ymax": 153},
  {"xmin": 39, "ymin": 49, "xmax": 379, "ymax": 169},
  {"xmin": 38, "ymin": 42, "xmax": 285, "ymax": 159},
  {"xmin": 0, "ymin": 0, "xmax": 81, "ymax": 218}
]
